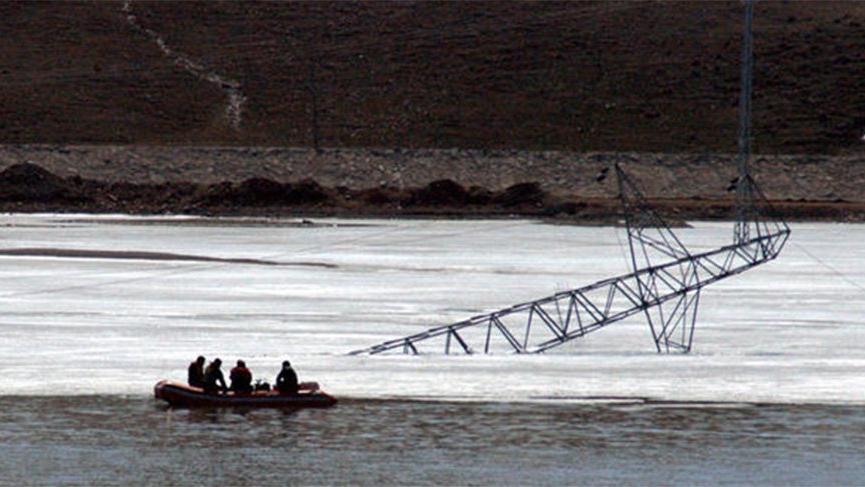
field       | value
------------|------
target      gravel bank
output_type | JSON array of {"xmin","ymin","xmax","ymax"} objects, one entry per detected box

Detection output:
[{"xmin": 2, "ymin": 145, "xmax": 864, "ymax": 203}]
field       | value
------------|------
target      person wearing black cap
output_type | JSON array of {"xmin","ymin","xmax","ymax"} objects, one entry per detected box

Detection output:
[
  {"xmin": 187, "ymin": 356, "xmax": 206, "ymax": 388},
  {"xmin": 275, "ymin": 360, "xmax": 299, "ymax": 395},
  {"xmin": 203, "ymin": 358, "xmax": 228, "ymax": 394},
  {"xmin": 229, "ymin": 359, "xmax": 253, "ymax": 394}
]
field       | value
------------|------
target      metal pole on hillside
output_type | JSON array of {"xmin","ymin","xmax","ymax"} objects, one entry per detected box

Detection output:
[{"xmin": 735, "ymin": 0, "xmax": 754, "ymax": 243}]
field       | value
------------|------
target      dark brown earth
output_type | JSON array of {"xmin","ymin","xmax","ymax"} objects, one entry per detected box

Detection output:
[
  {"xmin": 0, "ymin": 160, "xmax": 861, "ymax": 223},
  {"xmin": 2, "ymin": 1, "xmax": 865, "ymax": 154}
]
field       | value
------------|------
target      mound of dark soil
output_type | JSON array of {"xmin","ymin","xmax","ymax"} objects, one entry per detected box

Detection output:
[
  {"xmin": 102, "ymin": 181, "xmax": 199, "ymax": 212},
  {"xmin": 466, "ymin": 186, "xmax": 494, "ymax": 205},
  {"xmin": 358, "ymin": 186, "xmax": 405, "ymax": 206},
  {"xmin": 286, "ymin": 179, "xmax": 331, "ymax": 205},
  {"xmin": 0, "ymin": 162, "xmax": 87, "ymax": 203},
  {"xmin": 491, "ymin": 182, "xmax": 548, "ymax": 207},
  {"xmin": 406, "ymin": 179, "xmax": 469, "ymax": 206},
  {"xmin": 196, "ymin": 178, "xmax": 331, "ymax": 207},
  {"xmin": 233, "ymin": 178, "xmax": 286, "ymax": 206}
]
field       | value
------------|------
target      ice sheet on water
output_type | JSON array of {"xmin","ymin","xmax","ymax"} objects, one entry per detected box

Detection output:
[{"xmin": 0, "ymin": 214, "xmax": 863, "ymax": 404}]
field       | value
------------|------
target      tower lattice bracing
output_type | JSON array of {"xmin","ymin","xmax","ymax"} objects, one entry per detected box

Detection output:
[
  {"xmin": 350, "ymin": 164, "xmax": 789, "ymax": 356},
  {"xmin": 349, "ymin": 0, "xmax": 789, "ymax": 356}
]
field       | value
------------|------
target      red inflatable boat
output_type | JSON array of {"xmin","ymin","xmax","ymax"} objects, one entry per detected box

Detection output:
[{"xmin": 154, "ymin": 380, "xmax": 337, "ymax": 408}]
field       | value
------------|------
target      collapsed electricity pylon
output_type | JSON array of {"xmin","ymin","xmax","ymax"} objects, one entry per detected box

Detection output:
[
  {"xmin": 349, "ymin": 0, "xmax": 789, "ymax": 356},
  {"xmin": 349, "ymin": 166, "xmax": 789, "ymax": 356}
]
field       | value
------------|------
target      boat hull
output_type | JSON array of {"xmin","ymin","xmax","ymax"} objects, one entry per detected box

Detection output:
[{"xmin": 154, "ymin": 380, "xmax": 337, "ymax": 408}]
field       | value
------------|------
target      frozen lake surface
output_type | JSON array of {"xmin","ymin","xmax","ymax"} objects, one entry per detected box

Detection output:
[{"xmin": 0, "ymin": 214, "xmax": 863, "ymax": 404}]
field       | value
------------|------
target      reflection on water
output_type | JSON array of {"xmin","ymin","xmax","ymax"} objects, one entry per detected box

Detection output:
[{"xmin": 2, "ymin": 396, "xmax": 865, "ymax": 485}]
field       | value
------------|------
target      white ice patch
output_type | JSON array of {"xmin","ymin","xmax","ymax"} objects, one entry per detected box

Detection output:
[{"xmin": 0, "ymin": 214, "xmax": 864, "ymax": 404}]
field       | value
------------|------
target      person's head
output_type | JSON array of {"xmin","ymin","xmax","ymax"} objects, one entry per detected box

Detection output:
[
  {"xmin": 196, "ymin": 356, "xmax": 205, "ymax": 365},
  {"xmin": 213, "ymin": 358, "xmax": 222, "ymax": 367},
  {"xmin": 282, "ymin": 360, "xmax": 290, "ymax": 369},
  {"xmin": 237, "ymin": 360, "xmax": 246, "ymax": 368}
]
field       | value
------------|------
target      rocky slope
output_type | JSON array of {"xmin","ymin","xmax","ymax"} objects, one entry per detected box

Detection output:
[
  {"xmin": 1, "ymin": 144, "xmax": 862, "ymax": 203},
  {"xmin": 0, "ymin": 157, "xmax": 859, "ymax": 222}
]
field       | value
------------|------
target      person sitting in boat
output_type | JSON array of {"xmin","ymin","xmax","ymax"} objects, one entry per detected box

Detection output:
[
  {"xmin": 187, "ymin": 356, "xmax": 206, "ymax": 388},
  {"xmin": 203, "ymin": 358, "xmax": 228, "ymax": 394},
  {"xmin": 229, "ymin": 359, "xmax": 253, "ymax": 394},
  {"xmin": 275, "ymin": 360, "xmax": 299, "ymax": 395}
]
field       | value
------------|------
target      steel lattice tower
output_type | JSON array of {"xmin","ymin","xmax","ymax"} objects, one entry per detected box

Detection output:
[{"xmin": 350, "ymin": 0, "xmax": 789, "ymax": 356}]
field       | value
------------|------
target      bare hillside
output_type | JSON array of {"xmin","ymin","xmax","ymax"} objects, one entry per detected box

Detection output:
[{"xmin": 2, "ymin": 1, "xmax": 864, "ymax": 153}]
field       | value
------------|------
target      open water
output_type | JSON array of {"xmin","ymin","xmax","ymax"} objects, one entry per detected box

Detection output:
[{"xmin": 2, "ymin": 397, "xmax": 865, "ymax": 486}]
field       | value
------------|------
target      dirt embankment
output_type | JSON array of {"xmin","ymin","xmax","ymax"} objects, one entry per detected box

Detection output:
[
  {"xmin": 5, "ymin": 144, "xmax": 865, "ymax": 201},
  {"xmin": 0, "ymin": 161, "xmax": 611, "ymax": 220},
  {"xmin": 0, "ymin": 152, "xmax": 862, "ymax": 222}
]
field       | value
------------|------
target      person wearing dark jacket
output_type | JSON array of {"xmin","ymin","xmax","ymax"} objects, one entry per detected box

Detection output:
[
  {"xmin": 275, "ymin": 360, "xmax": 299, "ymax": 395},
  {"xmin": 229, "ymin": 360, "xmax": 253, "ymax": 394},
  {"xmin": 188, "ymin": 356, "xmax": 206, "ymax": 388},
  {"xmin": 203, "ymin": 358, "xmax": 228, "ymax": 394}
]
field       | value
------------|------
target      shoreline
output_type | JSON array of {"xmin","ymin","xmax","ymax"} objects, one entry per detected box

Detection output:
[
  {"xmin": 0, "ymin": 161, "xmax": 863, "ymax": 223},
  {"xmin": 0, "ymin": 148, "xmax": 863, "ymax": 222},
  {"xmin": 2, "ymin": 144, "xmax": 865, "ymax": 199}
]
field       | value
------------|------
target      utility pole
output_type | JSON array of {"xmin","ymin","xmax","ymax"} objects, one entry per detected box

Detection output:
[
  {"xmin": 735, "ymin": 0, "xmax": 754, "ymax": 243},
  {"xmin": 306, "ymin": 56, "xmax": 321, "ymax": 152}
]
